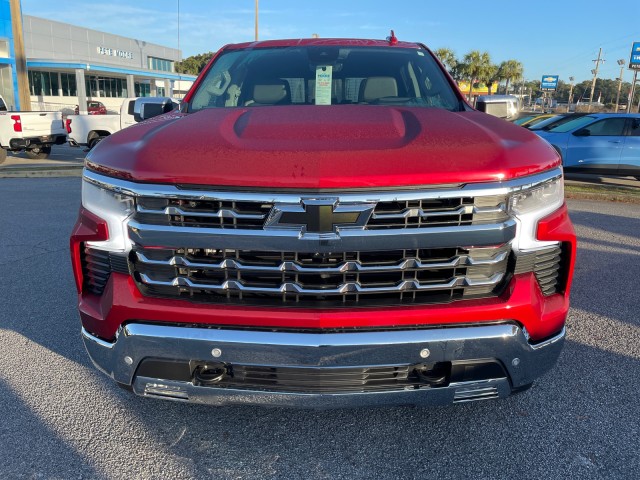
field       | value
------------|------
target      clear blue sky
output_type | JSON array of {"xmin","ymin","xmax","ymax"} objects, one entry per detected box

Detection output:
[{"xmin": 21, "ymin": 0, "xmax": 640, "ymax": 83}]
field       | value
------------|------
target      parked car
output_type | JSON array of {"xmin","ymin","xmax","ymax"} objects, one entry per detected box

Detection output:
[
  {"xmin": 74, "ymin": 101, "xmax": 107, "ymax": 115},
  {"xmin": 528, "ymin": 113, "xmax": 588, "ymax": 132},
  {"xmin": 512, "ymin": 113, "xmax": 555, "ymax": 128},
  {"xmin": 71, "ymin": 36, "xmax": 575, "ymax": 408},
  {"xmin": 535, "ymin": 113, "xmax": 640, "ymax": 180}
]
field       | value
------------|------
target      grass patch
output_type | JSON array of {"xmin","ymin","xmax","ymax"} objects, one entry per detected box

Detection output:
[{"xmin": 565, "ymin": 184, "xmax": 640, "ymax": 203}]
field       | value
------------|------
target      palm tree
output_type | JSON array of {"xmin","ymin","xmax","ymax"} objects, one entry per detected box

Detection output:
[
  {"xmin": 434, "ymin": 48, "xmax": 457, "ymax": 76},
  {"xmin": 498, "ymin": 60, "xmax": 524, "ymax": 95},
  {"xmin": 484, "ymin": 64, "xmax": 500, "ymax": 96},
  {"xmin": 461, "ymin": 50, "xmax": 493, "ymax": 103}
]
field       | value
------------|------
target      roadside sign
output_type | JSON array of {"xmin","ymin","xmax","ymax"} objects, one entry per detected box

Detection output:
[
  {"xmin": 541, "ymin": 75, "xmax": 559, "ymax": 91},
  {"xmin": 629, "ymin": 42, "xmax": 640, "ymax": 70}
]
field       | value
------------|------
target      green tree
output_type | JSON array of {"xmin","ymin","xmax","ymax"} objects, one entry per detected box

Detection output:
[
  {"xmin": 498, "ymin": 60, "xmax": 524, "ymax": 95},
  {"xmin": 461, "ymin": 50, "xmax": 493, "ymax": 102},
  {"xmin": 433, "ymin": 48, "xmax": 458, "ymax": 76},
  {"xmin": 484, "ymin": 64, "xmax": 500, "ymax": 96},
  {"xmin": 175, "ymin": 52, "xmax": 215, "ymax": 75}
]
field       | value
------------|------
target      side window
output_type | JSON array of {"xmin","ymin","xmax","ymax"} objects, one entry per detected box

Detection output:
[
  {"xmin": 586, "ymin": 118, "xmax": 626, "ymax": 136},
  {"xmin": 629, "ymin": 118, "xmax": 640, "ymax": 136}
]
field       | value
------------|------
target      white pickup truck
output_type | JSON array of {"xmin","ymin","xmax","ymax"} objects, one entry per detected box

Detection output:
[
  {"xmin": 66, "ymin": 98, "xmax": 139, "ymax": 150},
  {"xmin": 67, "ymin": 97, "xmax": 179, "ymax": 150},
  {"xmin": 0, "ymin": 105, "xmax": 67, "ymax": 164}
]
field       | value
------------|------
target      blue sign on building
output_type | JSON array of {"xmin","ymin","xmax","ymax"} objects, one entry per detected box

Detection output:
[
  {"xmin": 629, "ymin": 42, "xmax": 640, "ymax": 70},
  {"xmin": 541, "ymin": 75, "xmax": 559, "ymax": 92}
]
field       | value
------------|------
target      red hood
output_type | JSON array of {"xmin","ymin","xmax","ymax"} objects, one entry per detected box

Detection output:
[{"xmin": 87, "ymin": 106, "xmax": 560, "ymax": 188}]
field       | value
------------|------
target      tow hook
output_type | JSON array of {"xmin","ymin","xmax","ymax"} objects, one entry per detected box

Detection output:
[
  {"xmin": 412, "ymin": 363, "xmax": 451, "ymax": 386},
  {"xmin": 193, "ymin": 363, "xmax": 228, "ymax": 385}
]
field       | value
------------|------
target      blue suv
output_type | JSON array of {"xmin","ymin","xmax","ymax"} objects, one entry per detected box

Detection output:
[{"xmin": 535, "ymin": 113, "xmax": 640, "ymax": 180}]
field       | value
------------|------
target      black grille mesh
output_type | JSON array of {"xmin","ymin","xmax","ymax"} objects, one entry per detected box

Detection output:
[{"xmin": 81, "ymin": 247, "xmax": 129, "ymax": 295}]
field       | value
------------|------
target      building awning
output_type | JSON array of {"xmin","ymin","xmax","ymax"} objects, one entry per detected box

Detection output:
[{"xmin": 26, "ymin": 60, "xmax": 197, "ymax": 81}]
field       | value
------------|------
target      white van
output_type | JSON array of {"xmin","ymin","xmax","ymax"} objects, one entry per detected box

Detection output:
[{"xmin": 475, "ymin": 95, "xmax": 519, "ymax": 120}]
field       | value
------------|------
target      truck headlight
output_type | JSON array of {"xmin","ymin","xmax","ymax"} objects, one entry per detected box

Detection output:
[
  {"xmin": 509, "ymin": 175, "xmax": 564, "ymax": 251},
  {"xmin": 82, "ymin": 180, "xmax": 135, "ymax": 252}
]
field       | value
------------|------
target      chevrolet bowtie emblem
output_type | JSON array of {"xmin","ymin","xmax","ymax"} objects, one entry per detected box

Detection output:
[{"xmin": 265, "ymin": 199, "xmax": 375, "ymax": 234}]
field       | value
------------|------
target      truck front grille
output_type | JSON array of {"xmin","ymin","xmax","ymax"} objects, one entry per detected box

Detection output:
[
  {"xmin": 83, "ymin": 167, "xmax": 566, "ymax": 307},
  {"xmin": 134, "ymin": 194, "xmax": 508, "ymax": 230},
  {"xmin": 131, "ymin": 244, "xmax": 510, "ymax": 307}
]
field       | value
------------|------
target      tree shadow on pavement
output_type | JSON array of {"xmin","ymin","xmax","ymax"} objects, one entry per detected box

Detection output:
[{"xmin": 0, "ymin": 378, "xmax": 105, "ymax": 479}]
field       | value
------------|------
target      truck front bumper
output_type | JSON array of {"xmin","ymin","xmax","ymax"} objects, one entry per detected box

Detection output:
[{"xmin": 82, "ymin": 322, "xmax": 564, "ymax": 408}]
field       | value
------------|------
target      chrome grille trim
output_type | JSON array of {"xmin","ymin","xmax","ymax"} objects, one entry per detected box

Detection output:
[
  {"xmin": 137, "ymin": 204, "xmax": 266, "ymax": 220},
  {"xmin": 370, "ymin": 204, "xmax": 505, "ymax": 220},
  {"xmin": 127, "ymin": 219, "xmax": 517, "ymax": 252},
  {"xmin": 138, "ymin": 272, "xmax": 504, "ymax": 295},
  {"xmin": 134, "ymin": 250, "xmax": 509, "ymax": 273},
  {"xmin": 132, "ymin": 244, "xmax": 510, "ymax": 305}
]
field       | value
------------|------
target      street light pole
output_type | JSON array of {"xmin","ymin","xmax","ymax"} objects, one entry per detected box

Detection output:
[
  {"xmin": 588, "ymin": 47, "xmax": 604, "ymax": 112},
  {"xmin": 629, "ymin": 70, "xmax": 638, "ymax": 114},
  {"xmin": 615, "ymin": 59, "xmax": 625, "ymax": 113},
  {"xmin": 255, "ymin": 0, "xmax": 259, "ymax": 41},
  {"xmin": 567, "ymin": 76, "xmax": 574, "ymax": 113}
]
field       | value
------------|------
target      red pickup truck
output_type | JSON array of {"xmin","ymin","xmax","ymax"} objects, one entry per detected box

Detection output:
[{"xmin": 70, "ymin": 37, "xmax": 576, "ymax": 407}]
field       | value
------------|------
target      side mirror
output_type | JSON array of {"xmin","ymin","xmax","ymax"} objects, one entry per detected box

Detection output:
[
  {"xmin": 573, "ymin": 128, "xmax": 590, "ymax": 137},
  {"xmin": 133, "ymin": 97, "xmax": 176, "ymax": 122}
]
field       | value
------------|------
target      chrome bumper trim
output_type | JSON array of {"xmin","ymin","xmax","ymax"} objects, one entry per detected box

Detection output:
[{"xmin": 82, "ymin": 323, "xmax": 565, "ymax": 407}]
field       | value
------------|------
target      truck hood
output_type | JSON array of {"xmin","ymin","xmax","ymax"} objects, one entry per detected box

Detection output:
[{"xmin": 87, "ymin": 106, "xmax": 560, "ymax": 188}]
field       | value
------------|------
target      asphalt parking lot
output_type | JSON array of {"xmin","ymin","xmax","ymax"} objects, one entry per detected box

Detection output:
[{"xmin": 0, "ymin": 177, "xmax": 639, "ymax": 479}]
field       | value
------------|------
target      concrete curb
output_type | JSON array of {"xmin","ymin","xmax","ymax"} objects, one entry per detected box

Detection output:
[{"xmin": 0, "ymin": 165, "xmax": 83, "ymax": 178}]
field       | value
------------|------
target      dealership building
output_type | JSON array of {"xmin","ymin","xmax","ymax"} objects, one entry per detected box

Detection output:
[{"xmin": 0, "ymin": 7, "xmax": 196, "ymax": 112}]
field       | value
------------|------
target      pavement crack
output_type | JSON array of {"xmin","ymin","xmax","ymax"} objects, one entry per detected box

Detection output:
[{"xmin": 169, "ymin": 426, "xmax": 187, "ymax": 448}]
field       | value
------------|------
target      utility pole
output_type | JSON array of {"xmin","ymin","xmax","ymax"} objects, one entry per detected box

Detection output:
[
  {"xmin": 567, "ymin": 76, "xmax": 574, "ymax": 113},
  {"xmin": 615, "ymin": 59, "xmax": 625, "ymax": 112},
  {"xmin": 10, "ymin": 0, "xmax": 31, "ymax": 111},
  {"xmin": 628, "ymin": 71, "xmax": 638, "ymax": 113},
  {"xmin": 588, "ymin": 47, "xmax": 604, "ymax": 112},
  {"xmin": 630, "ymin": 71, "xmax": 638, "ymax": 113},
  {"xmin": 255, "ymin": 0, "xmax": 259, "ymax": 41}
]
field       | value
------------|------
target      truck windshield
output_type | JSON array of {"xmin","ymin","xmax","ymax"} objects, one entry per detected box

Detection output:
[{"xmin": 189, "ymin": 46, "xmax": 462, "ymax": 112}]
